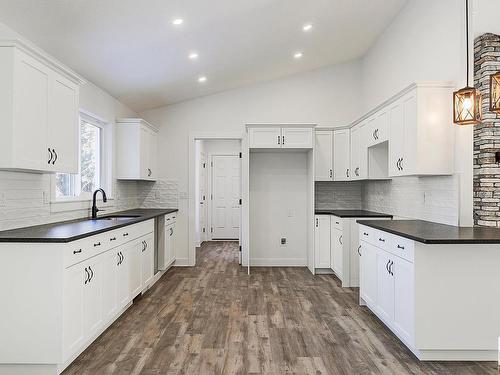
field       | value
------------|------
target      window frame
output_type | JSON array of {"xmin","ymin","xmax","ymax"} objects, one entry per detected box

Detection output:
[{"xmin": 50, "ymin": 110, "xmax": 113, "ymax": 206}]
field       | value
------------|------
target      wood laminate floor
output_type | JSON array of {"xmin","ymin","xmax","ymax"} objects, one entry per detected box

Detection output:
[{"xmin": 63, "ymin": 241, "xmax": 497, "ymax": 375}]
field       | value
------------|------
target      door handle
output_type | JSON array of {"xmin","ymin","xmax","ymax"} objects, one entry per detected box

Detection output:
[
  {"xmin": 339, "ymin": 235, "xmax": 342, "ymax": 245},
  {"xmin": 389, "ymin": 261, "xmax": 394, "ymax": 276},
  {"xmin": 358, "ymin": 245, "xmax": 361, "ymax": 256},
  {"xmin": 329, "ymin": 169, "xmax": 333, "ymax": 179},
  {"xmin": 170, "ymin": 228, "xmax": 173, "ymax": 236},
  {"xmin": 400, "ymin": 158, "xmax": 403, "ymax": 170},
  {"xmin": 315, "ymin": 218, "xmax": 318, "ymax": 227},
  {"xmin": 386, "ymin": 260, "xmax": 390, "ymax": 274},
  {"xmin": 84, "ymin": 267, "xmax": 89, "ymax": 284},
  {"xmin": 282, "ymin": 136, "xmax": 285, "ymax": 145},
  {"xmin": 277, "ymin": 135, "xmax": 281, "ymax": 145},
  {"xmin": 117, "ymin": 253, "xmax": 121, "ymax": 266},
  {"xmin": 48, "ymin": 148, "xmax": 53, "ymax": 164},
  {"xmin": 52, "ymin": 149, "xmax": 58, "ymax": 165},
  {"xmin": 88, "ymin": 266, "xmax": 93, "ymax": 282}
]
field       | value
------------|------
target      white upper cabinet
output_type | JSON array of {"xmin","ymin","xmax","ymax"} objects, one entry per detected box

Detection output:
[
  {"xmin": 388, "ymin": 83, "xmax": 454, "ymax": 177},
  {"xmin": 333, "ymin": 129, "xmax": 350, "ymax": 181},
  {"xmin": 366, "ymin": 110, "xmax": 388, "ymax": 148},
  {"xmin": 116, "ymin": 118, "xmax": 159, "ymax": 181},
  {"xmin": 248, "ymin": 126, "xmax": 313, "ymax": 149},
  {"xmin": 0, "ymin": 43, "xmax": 82, "ymax": 173},
  {"xmin": 314, "ymin": 130, "xmax": 333, "ymax": 181}
]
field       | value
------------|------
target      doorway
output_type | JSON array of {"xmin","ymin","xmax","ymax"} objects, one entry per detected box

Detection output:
[{"xmin": 192, "ymin": 136, "xmax": 243, "ymax": 267}]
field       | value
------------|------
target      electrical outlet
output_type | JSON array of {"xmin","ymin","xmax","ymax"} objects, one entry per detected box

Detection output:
[{"xmin": 280, "ymin": 237, "xmax": 287, "ymax": 246}]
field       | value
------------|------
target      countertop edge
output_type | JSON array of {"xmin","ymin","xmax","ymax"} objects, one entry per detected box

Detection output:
[{"xmin": 0, "ymin": 208, "xmax": 179, "ymax": 243}]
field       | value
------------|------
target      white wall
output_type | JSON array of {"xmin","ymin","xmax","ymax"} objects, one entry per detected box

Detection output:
[
  {"xmin": 0, "ymin": 21, "xmax": 143, "ymax": 230},
  {"xmin": 141, "ymin": 61, "xmax": 362, "ymax": 264},
  {"xmin": 473, "ymin": 0, "xmax": 500, "ymax": 36},
  {"xmin": 249, "ymin": 152, "xmax": 308, "ymax": 266},
  {"xmin": 361, "ymin": 0, "xmax": 473, "ymax": 226}
]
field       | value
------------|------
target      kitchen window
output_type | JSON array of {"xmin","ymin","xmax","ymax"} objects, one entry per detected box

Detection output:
[{"xmin": 54, "ymin": 113, "xmax": 109, "ymax": 201}]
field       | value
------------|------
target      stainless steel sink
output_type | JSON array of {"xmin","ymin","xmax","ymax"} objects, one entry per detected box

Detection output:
[{"xmin": 96, "ymin": 215, "xmax": 140, "ymax": 221}]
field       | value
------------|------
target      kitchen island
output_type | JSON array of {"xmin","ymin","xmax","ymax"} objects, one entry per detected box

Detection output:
[{"xmin": 357, "ymin": 219, "xmax": 500, "ymax": 361}]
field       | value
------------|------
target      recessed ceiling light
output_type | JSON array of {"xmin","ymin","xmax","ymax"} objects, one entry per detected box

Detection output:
[
  {"xmin": 294, "ymin": 52, "xmax": 304, "ymax": 59},
  {"xmin": 172, "ymin": 18, "xmax": 184, "ymax": 26},
  {"xmin": 189, "ymin": 52, "xmax": 199, "ymax": 60},
  {"xmin": 198, "ymin": 76, "xmax": 207, "ymax": 83},
  {"xmin": 302, "ymin": 23, "xmax": 313, "ymax": 32}
]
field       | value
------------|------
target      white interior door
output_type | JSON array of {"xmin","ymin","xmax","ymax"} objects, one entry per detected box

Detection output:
[
  {"xmin": 199, "ymin": 151, "xmax": 207, "ymax": 242},
  {"xmin": 212, "ymin": 155, "xmax": 241, "ymax": 239}
]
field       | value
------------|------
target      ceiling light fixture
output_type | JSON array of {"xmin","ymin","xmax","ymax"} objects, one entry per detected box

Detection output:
[
  {"xmin": 198, "ymin": 76, "xmax": 207, "ymax": 83},
  {"xmin": 294, "ymin": 52, "xmax": 303, "ymax": 59},
  {"xmin": 172, "ymin": 18, "xmax": 184, "ymax": 26},
  {"xmin": 453, "ymin": 0, "xmax": 481, "ymax": 125},
  {"xmin": 189, "ymin": 52, "xmax": 199, "ymax": 60},
  {"xmin": 302, "ymin": 23, "xmax": 313, "ymax": 32}
]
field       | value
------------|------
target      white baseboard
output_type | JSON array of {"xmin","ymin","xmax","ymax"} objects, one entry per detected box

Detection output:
[
  {"xmin": 248, "ymin": 258, "xmax": 307, "ymax": 267},
  {"xmin": 173, "ymin": 257, "xmax": 190, "ymax": 266}
]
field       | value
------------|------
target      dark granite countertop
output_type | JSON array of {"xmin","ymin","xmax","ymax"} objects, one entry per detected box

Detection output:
[
  {"xmin": 356, "ymin": 219, "xmax": 500, "ymax": 244},
  {"xmin": 315, "ymin": 209, "xmax": 393, "ymax": 218},
  {"xmin": 0, "ymin": 208, "xmax": 178, "ymax": 243}
]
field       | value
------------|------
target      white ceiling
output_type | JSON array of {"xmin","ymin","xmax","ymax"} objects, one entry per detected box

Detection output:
[{"xmin": 0, "ymin": 0, "xmax": 407, "ymax": 111}]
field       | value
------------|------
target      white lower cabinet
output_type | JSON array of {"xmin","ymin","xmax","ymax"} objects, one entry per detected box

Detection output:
[
  {"xmin": 63, "ymin": 263, "xmax": 85, "ymax": 360},
  {"xmin": 330, "ymin": 228, "xmax": 343, "ymax": 278},
  {"xmin": 117, "ymin": 247, "xmax": 130, "ymax": 309},
  {"xmin": 359, "ymin": 224, "xmax": 416, "ymax": 355},
  {"xmin": 128, "ymin": 238, "xmax": 143, "ymax": 299},
  {"xmin": 101, "ymin": 250, "xmax": 118, "ymax": 324},
  {"xmin": 359, "ymin": 242, "xmax": 377, "ymax": 307},
  {"xmin": 160, "ymin": 213, "xmax": 177, "ymax": 270},
  {"xmin": 141, "ymin": 234, "xmax": 155, "ymax": 288},
  {"xmin": 314, "ymin": 215, "xmax": 331, "ymax": 268}
]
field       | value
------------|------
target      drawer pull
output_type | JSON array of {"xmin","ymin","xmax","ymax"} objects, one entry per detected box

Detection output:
[
  {"xmin": 123, "ymin": 233, "xmax": 129, "ymax": 237},
  {"xmin": 73, "ymin": 249, "xmax": 82, "ymax": 254},
  {"xmin": 110, "ymin": 237, "xmax": 117, "ymax": 241},
  {"xmin": 397, "ymin": 244, "xmax": 405, "ymax": 250},
  {"xmin": 378, "ymin": 238, "xmax": 385, "ymax": 242},
  {"xmin": 335, "ymin": 221, "xmax": 339, "ymax": 225},
  {"xmin": 363, "ymin": 232, "xmax": 368, "ymax": 236},
  {"xmin": 94, "ymin": 242, "xmax": 101, "ymax": 247}
]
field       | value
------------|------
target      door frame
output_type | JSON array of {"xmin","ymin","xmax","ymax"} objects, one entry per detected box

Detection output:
[
  {"xmin": 208, "ymin": 153, "xmax": 241, "ymax": 241},
  {"xmin": 188, "ymin": 132, "xmax": 246, "ymax": 269}
]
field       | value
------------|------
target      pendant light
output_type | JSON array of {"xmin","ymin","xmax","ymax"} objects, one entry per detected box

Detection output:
[
  {"xmin": 490, "ymin": 71, "xmax": 500, "ymax": 113},
  {"xmin": 453, "ymin": 0, "xmax": 482, "ymax": 125}
]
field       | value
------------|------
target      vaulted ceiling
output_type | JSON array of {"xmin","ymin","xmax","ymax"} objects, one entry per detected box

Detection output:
[{"xmin": 0, "ymin": 0, "xmax": 407, "ymax": 111}]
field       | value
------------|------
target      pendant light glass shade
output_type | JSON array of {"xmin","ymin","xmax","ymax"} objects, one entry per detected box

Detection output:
[
  {"xmin": 453, "ymin": 0, "xmax": 482, "ymax": 125},
  {"xmin": 490, "ymin": 71, "xmax": 500, "ymax": 113},
  {"xmin": 453, "ymin": 86, "xmax": 482, "ymax": 125}
]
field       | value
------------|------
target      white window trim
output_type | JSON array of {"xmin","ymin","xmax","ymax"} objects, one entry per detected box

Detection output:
[{"xmin": 50, "ymin": 110, "xmax": 114, "ymax": 211}]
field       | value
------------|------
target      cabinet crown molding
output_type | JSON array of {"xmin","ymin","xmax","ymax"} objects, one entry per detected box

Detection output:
[
  {"xmin": 350, "ymin": 81, "xmax": 456, "ymax": 128},
  {"xmin": 116, "ymin": 117, "xmax": 159, "ymax": 132},
  {"xmin": 0, "ymin": 39, "xmax": 86, "ymax": 85}
]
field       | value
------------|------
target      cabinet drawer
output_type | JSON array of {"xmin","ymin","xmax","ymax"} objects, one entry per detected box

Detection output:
[
  {"xmin": 165, "ymin": 213, "xmax": 177, "ymax": 225},
  {"xmin": 123, "ymin": 219, "xmax": 155, "ymax": 241},
  {"xmin": 359, "ymin": 225, "xmax": 376, "ymax": 246},
  {"xmin": 64, "ymin": 238, "xmax": 91, "ymax": 268},
  {"xmin": 373, "ymin": 229, "xmax": 390, "ymax": 251},
  {"xmin": 389, "ymin": 235, "xmax": 414, "ymax": 263},
  {"xmin": 332, "ymin": 216, "xmax": 342, "ymax": 230}
]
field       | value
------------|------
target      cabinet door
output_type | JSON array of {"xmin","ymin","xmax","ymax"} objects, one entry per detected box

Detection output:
[
  {"xmin": 282, "ymin": 128, "xmax": 313, "ymax": 148},
  {"xmin": 393, "ymin": 256, "xmax": 415, "ymax": 345},
  {"xmin": 149, "ymin": 130, "xmax": 158, "ymax": 180},
  {"xmin": 401, "ymin": 92, "xmax": 417, "ymax": 175},
  {"xmin": 314, "ymin": 131, "xmax": 333, "ymax": 181},
  {"xmin": 314, "ymin": 215, "xmax": 331, "ymax": 268},
  {"xmin": 83, "ymin": 257, "xmax": 103, "ymax": 339},
  {"xmin": 63, "ymin": 263, "xmax": 85, "ymax": 360},
  {"xmin": 140, "ymin": 125, "xmax": 150, "ymax": 179},
  {"xmin": 333, "ymin": 129, "xmax": 350, "ymax": 181},
  {"xmin": 101, "ymin": 249, "xmax": 118, "ymax": 324},
  {"xmin": 141, "ymin": 234, "xmax": 155, "ymax": 288},
  {"xmin": 360, "ymin": 242, "xmax": 377, "ymax": 307},
  {"xmin": 388, "ymin": 100, "xmax": 404, "ymax": 177},
  {"xmin": 12, "ymin": 51, "xmax": 49, "ymax": 171},
  {"xmin": 117, "ymin": 248, "xmax": 130, "ymax": 309},
  {"xmin": 128, "ymin": 240, "xmax": 143, "ymax": 299},
  {"xmin": 330, "ymin": 228, "xmax": 343, "ymax": 278},
  {"xmin": 47, "ymin": 72, "xmax": 79, "ymax": 173},
  {"xmin": 358, "ymin": 123, "xmax": 368, "ymax": 179},
  {"xmin": 376, "ymin": 251, "xmax": 395, "ymax": 324},
  {"xmin": 248, "ymin": 127, "xmax": 281, "ymax": 148},
  {"xmin": 350, "ymin": 126, "xmax": 360, "ymax": 180},
  {"xmin": 169, "ymin": 223, "xmax": 176, "ymax": 264},
  {"xmin": 367, "ymin": 111, "xmax": 388, "ymax": 147}
]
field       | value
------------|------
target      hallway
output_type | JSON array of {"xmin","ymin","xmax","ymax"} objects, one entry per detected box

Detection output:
[{"xmin": 63, "ymin": 241, "xmax": 496, "ymax": 375}]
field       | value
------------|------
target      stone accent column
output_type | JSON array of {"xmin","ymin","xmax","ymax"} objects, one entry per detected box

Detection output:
[{"xmin": 474, "ymin": 33, "xmax": 500, "ymax": 226}]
